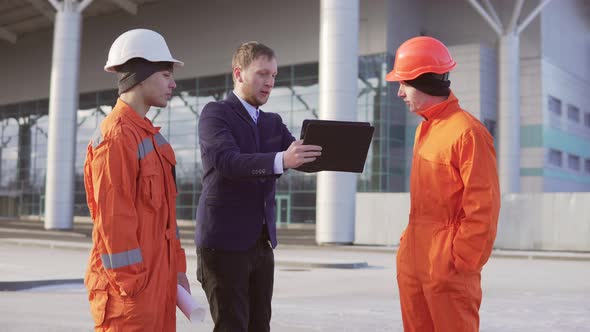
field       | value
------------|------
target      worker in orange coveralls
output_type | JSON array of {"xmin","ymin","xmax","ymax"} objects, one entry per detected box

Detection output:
[
  {"xmin": 386, "ymin": 36, "xmax": 500, "ymax": 332},
  {"xmin": 83, "ymin": 29, "xmax": 190, "ymax": 331}
]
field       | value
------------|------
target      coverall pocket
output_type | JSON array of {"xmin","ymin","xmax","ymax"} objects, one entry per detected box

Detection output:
[
  {"xmin": 428, "ymin": 223, "xmax": 458, "ymax": 281},
  {"xmin": 87, "ymin": 275, "xmax": 109, "ymax": 326},
  {"xmin": 139, "ymin": 159, "xmax": 162, "ymax": 209}
]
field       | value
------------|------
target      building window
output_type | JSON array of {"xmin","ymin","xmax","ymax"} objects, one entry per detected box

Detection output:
[
  {"xmin": 483, "ymin": 119, "xmax": 496, "ymax": 137},
  {"xmin": 586, "ymin": 159, "xmax": 590, "ymax": 174},
  {"xmin": 548, "ymin": 96, "xmax": 562, "ymax": 116},
  {"xmin": 567, "ymin": 104, "xmax": 580, "ymax": 122},
  {"xmin": 567, "ymin": 154, "xmax": 580, "ymax": 171},
  {"xmin": 548, "ymin": 149, "xmax": 562, "ymax": 167},
  {"xmin": 584, "ymin": 112, "xmax": 590, "ymax": 128}
]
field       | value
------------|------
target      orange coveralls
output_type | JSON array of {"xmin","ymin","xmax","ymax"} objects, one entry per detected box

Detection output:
[
  {"xmin": 84, "ymin": 99, "xmax": 187, "ymax": 331},
  {"xmin": 397, "ymin": 92, "xmax": 500, "ymax": 332}
]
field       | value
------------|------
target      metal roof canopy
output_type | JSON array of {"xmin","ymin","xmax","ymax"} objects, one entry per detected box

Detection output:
[
  {"xmin": 0, "ymin": 61, "xmax": 322, "ymax": 120},
  {"xmin": 0, "ymin": 0, "xmax": 158, "ymax": 44}
]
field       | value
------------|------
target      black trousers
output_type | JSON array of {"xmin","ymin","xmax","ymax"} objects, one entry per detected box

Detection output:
[{"xmin": 197, "ymin": 232, "xmax": 274, "ymax": 332}]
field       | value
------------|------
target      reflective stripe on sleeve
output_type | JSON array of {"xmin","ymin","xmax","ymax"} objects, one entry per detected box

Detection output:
[
  {"xmin": 137, "ymin": 134, "xmax": 169, "ymax": 160},
  {"xmin": 154, "ymin": 132, "xmax": 168, "ymax": 147},
  {"xmin": 137, "ymin": 137, "xmax": 154, "ymax": 160},
  {"xmin": 101, "ymin": 248, "xmax": 143, "ymax": 270}
]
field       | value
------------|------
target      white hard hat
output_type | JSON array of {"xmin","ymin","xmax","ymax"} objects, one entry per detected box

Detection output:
[{"xmin": 104, "ymin": 29, "xmax": 183, "ymax": 72}]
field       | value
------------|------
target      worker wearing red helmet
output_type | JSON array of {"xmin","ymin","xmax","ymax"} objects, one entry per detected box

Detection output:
[{"xmin": 386, "ymin": 36, "xmax": 500, "ymax": 332}]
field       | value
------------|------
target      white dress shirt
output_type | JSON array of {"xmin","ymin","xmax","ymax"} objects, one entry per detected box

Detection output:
[{"xmin": 234, "ymin": 91, "xmax": 285, "ymax": 174}]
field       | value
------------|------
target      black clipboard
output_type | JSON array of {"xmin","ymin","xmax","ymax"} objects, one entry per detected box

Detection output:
[{"xmin": 295, "ymin": 119, "xmax": 374, "ymax": 173}]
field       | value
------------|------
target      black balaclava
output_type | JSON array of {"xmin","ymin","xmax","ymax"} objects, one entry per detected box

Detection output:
[
  {"xmin": 404, "ymin": 72, "xmax": 451, "ymax": 97},
  {"xmin": 116, "ymin": 58, "xmax": 173, "ymax": 95}
]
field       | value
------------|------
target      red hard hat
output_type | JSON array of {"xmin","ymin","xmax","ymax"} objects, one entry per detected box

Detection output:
[{"xmin": 385, "ymin": 36, "xmax": 456, "ymax": 82}]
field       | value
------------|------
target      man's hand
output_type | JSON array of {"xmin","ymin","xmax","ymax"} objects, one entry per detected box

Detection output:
[
  {"xmin": 178, "ymin": 272, "xmax": 191, "ymax": 294},
  {"xmin": 283, "ymin": 140, "xmax": 322, "ymax": 169}
]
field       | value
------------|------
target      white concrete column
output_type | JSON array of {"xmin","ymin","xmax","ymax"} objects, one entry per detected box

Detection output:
[
  {"xmin": 498, "ymin": 34, "xmax": 521, "ymax": 193},
  {"xmin": 44, "ymin": 2, "xmax": 83, "ymax": 229},
  {"xmin": 467, "ymin": 0, "xmax": 552, "ymax": 194},
  {"xmin": 316, "ymin": 0, "xmax": 359, "ymax": 244}
]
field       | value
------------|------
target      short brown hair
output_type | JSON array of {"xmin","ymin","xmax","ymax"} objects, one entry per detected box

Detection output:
[{"xmin": 231, "ymin": 41, "xmax": 276, "ymax": 74}]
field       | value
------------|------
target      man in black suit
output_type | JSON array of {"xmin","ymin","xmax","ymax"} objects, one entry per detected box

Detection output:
[{"xmin": 196, "ymin": 41, "xmax": 322, "ymax": 332}]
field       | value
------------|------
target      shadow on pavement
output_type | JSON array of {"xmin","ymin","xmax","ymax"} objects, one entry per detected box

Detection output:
[{"xmin": 0, "ymin": 278, "xmax": 84, "ymax": 291}]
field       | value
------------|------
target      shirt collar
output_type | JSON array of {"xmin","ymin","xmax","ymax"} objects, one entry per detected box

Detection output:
[
  {"xmin": 415, "ymin": 90, "xmax": 459, "ymax": 121},
  {"xmin": 114, "ymin": 98, "xmax": 160, "ymax": 134},
  {"xmin": 233, "ymin": 90, "xmax": 259, "ymax": 123}
]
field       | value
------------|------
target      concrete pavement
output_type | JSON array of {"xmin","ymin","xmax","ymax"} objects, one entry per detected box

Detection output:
[{"xmin": 1, "ymin": 218, "xmax": 589, "ymax": 331}]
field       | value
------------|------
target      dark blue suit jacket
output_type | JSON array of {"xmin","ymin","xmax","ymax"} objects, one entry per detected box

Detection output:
[{"xmin": 195, "ymin": 92, "xmax": 295, "ymax": 251}]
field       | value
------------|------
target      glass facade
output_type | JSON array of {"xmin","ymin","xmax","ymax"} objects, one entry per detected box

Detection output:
[{"xmin": 0, "ymin": 53, "xmax": 407, "ymax": 223}]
